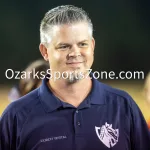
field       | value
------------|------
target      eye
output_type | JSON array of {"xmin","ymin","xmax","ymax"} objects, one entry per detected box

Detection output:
[
  {"xmin": 58, "ymin": 45, "xmax": 70, "ymax": 50},
  {"xmin": 79, "ymin": 43, "xmax": 88, "ymax": 47}
]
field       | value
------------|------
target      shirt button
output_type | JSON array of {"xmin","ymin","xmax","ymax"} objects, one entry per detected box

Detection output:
[
  {"xmin": 77, "ymin": 122, "xmax": 81, "ymax": 126},
  {"xmin": 76, "ymin": 110, "xmax": 78, "ymax": 113}
]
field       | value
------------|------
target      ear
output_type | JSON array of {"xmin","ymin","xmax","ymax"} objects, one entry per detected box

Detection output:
[
  {"xmin": 39, "ymin": 43, "xmax": 49, "ymax": 61},
  {"xmin": 91, "ymin": 37, "xmax": 95, "ymax": 54}
]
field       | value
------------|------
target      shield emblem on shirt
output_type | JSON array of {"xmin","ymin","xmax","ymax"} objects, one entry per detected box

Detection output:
[{"xmin": 95, "ymin": 122, "xmax": 119, "ymax": 148}]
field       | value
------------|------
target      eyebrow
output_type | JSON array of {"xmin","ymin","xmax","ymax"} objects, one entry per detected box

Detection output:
[
  {"xmin": 56, "ymin": 43, "xmax": 70, "ymax": 46},
  {"xmin": 78, "ymin": 40, "xmax": 89, "ymax": 43},
  {"xmin": 56, "ymin": 40, "xmax": 89, "ymax": 46}
]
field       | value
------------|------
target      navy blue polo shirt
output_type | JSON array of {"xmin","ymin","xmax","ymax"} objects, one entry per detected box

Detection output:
[{"xmin": 0, "ymin": 75, "xmax": 150, "ymax": 150}]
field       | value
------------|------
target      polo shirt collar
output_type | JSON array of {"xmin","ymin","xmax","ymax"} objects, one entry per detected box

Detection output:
[
  {"xmin": 39, "ymin": 73, "xmax": 106, "ymax": 113},
  {"xmin": 38, "ymin": 75, "xmax": 63, "ymax": 113},
  {"xmin": 89, "ymin": 73, "xmax": 106, "ymax": 105}
]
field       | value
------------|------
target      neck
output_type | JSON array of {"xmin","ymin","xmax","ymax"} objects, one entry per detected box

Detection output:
[{"xmin": 48, "ymin": 76, "xmax": 92, "ymax": 107}]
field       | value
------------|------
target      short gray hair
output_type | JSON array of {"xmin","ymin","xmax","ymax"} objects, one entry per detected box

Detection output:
[{"xmin": 40, "ymin": 5, "xmax": 93, "ymax": 45}]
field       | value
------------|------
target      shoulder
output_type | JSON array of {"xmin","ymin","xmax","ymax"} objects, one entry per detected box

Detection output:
[
  {"xmin": 1, "ymin": 88, "xmax": 40, "ymax": 120},
  {"xmin": 97, "ymin": 81, "xmax": 145, "ymax": 121},
  {"xmin": 97, "ymin": 81, "xmax": 141, "ymax": 116},
  {"xmin": 99, "ymin": 81, "xmax": 133, "ymax": 104}
]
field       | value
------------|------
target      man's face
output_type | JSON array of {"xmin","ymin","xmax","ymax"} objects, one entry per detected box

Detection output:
[{"xmin": 40, "ymin": 22, "xmax": 95, "ymax": 82}]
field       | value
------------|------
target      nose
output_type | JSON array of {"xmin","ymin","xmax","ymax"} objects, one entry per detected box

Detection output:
[{"xmin": 68, "ymin": 45, "xmax": 81, "ymax": 57}]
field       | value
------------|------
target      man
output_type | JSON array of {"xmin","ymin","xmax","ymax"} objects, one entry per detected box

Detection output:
[{"xmin": 0, "ymin": 5, "xmax": 150, "ymax": 150}]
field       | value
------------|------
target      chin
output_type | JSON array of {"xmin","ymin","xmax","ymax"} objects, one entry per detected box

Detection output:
[{"xmin": 67, "ymin": 72, "xmax": 85, "ymax": 83}]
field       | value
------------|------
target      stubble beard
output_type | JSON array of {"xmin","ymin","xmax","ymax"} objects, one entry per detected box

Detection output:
[{"xmin": 65, "ymin": 69, "xmax": 89, "ymax": 84}]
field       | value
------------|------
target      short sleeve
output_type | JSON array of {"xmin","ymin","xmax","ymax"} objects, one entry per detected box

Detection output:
[
  {"xmin": 129, "ymin": 96, "xmax": 150, "ymax": 150},
  {"xmin": 0, "ymin": 109, "xmax": 17, "ymax": 150}
]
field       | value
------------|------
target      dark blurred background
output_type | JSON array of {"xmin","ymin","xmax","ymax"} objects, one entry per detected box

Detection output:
[
  {"xmin": 0, "ymin": 0, "xmax": 150, "ymax": 118},
  {"xmin": 0, "ymin": 0, "xmax": 150, "ymax": 84}
]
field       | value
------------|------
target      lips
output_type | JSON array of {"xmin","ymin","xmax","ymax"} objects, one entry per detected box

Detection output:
[
  {"xmin": 66, "ymin": 60, "xmax": 85, "ymax": 64},
  {"xmin": 66, "ymin": 62, "xmax": 83, "ymax": 64}
]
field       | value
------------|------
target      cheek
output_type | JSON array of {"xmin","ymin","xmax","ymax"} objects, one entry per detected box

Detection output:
[
  {"xmin": 84, "ymin": 49, "xmax": 94, "ymax": 60},
  {"xmin": 53, "ymin": 52, "xmax": 61, "ymax": 60},
  {"xmin": 48, "ymin": 51, "xmax": 61, "ymax": 62},
  {"xmin": 48, "ymin": 51, "xmax": 66, "ymax": 68}
]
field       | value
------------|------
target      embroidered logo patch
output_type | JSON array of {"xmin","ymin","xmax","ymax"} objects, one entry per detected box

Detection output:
[{"xmin": 95, "ymin": 122, "xmax": 119, "ymax": 148}]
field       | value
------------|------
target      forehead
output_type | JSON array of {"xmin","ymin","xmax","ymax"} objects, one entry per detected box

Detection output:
[{"xmin": 51, "ymin": 22, "xmax": 91, "ymax": 43}]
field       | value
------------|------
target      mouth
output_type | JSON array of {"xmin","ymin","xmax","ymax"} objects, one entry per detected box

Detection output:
[
  {"xmin": 66, "ymin": 62, "xmax": 84, "ymax": 68},
  {"xmin": 66, "ymin": 62, "xmax": 83, "ymax": 65}
]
